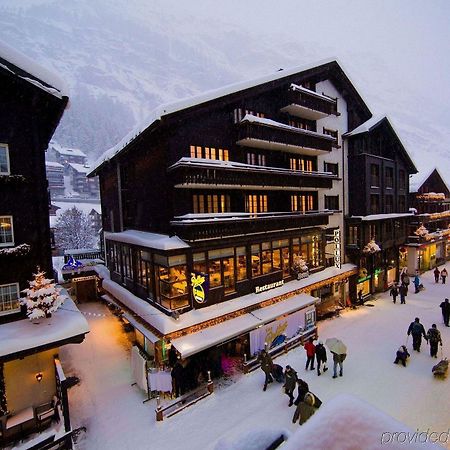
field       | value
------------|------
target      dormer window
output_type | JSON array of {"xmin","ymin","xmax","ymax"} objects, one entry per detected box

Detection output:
[{"xmin": 0, "ymin": 143, "xmax": 10, "ymax": 175}]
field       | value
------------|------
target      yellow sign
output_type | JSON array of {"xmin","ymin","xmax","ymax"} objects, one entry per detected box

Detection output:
[{"xmin": 191, "ymin": 272, "xmax": 206, "ymax": 304}]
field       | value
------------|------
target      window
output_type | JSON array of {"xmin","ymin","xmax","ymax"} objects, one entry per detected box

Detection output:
[
  {"xmin": 208, "ymin": 248, "xmax": 236, "ymax": 293},
  {"xmin": 246, "ymin": 152, "xmax": 266, "ymax": 166},
  {"xmin": 385, "ymin": 195, "xmax": 393, "ymax": 213},
  {"xmin": 324, "ymin": 162, "xmax": 338, "ymax": 176},
  {"xmin": 398, "ymin": 195, "xmax": 406, "ymax": 212},
  {"xmin": 190, "ymin": 145, "xmax": 229, "ymax": 161},
  {"xmin": 137, "ymin": 250, "xmax": 152, "ymax": 295},
  {"xmin": 250, "ymin": 241, "xmax": 285, "ymax": 278},
  {"xmin": 323, "ymin": 128, "xmax": 338, "ymax": 145},
  {"xmin": 0, "ymin": 216, "xmax": 14, "ymax": 247},
  {"xmin": 385, "ymin": 167, "xmax": 394, "ymax": 188},
  {"xmin": 324, "ymin": 195, "xmax": 339, "ymax": 210},
  {"xmin": 370, "ymin": 164, "xmax": 380, "ymax": 187},
  {"xmin": 0, "ymin": 283, "xmax": 20, "ymax": 315},
  {"xmin": 193, "ymin": 194, "xmax": 231, "ymax": 213},
  {"xmin": 291, "ymin": 193, "xmax": 315, "ymax": 212},
  {"xmin": 370, "ymin": 194, "xmax": 380, "ymax": 214},
  {"xmin": 369, "ymin": 224, "xmax": 377, "ymax": 240},
  {"xmin": 288, "ymin": 118, "xmax": 314, "ymax": 131},
  {"xmin": 399, "ymin": 170, "xmax": 406, "ymax": 190},
  {"xmin": 348, "ymin": 226, "xmax": 358, "ymax": 246},
  {"xmin": 289, "ymin": 157, "xmax": 315, "ymax": 172},
  {"xmin": 0, "ymin": 144, "xmax": 10, "ymax": 175},
  {"xmin": 246, "ymin": 195, "xmax": 268, "ymax": 213}
]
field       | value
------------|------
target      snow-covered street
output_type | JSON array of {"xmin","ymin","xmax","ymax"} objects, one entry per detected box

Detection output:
[{"xmin": 60, "ymin": 266, "xmax": 450, "ymax": 450}]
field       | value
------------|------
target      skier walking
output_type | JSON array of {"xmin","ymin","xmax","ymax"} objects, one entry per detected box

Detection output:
[
  {"xmin": 304, "ymin": 337, "xmax": 316, "ymax": 371},
  {"xmin": 441, "ymin": 268, "xmax": 448, "ymax": 284},
  {"xmin": 427, "ymin": 324, "xmax": 443, "ymax": 358},
  {"xmin": 407, "ymin": 317, "xmax": 428, "ymax": 352},
  {"xmin": 434, "ymin": 267, "xmax": 440, "ymax": 283},
  {"xmin": 283, "ymin": 365, "xmax": 298, "ymax": 407},
  {"xmin": 257, "ymin": 349, "xmax": 274, "ymax": 391},
  {"xmin": 315, "ymin": 341, "xmax": 328, "ymax": 376},
  {"xmin": 440, "ymin": 298, "xmax": 450, "ymax": 327},
  {"xmin": 390, "ymin": 284, "xmax": 399, "ymax": 304}
]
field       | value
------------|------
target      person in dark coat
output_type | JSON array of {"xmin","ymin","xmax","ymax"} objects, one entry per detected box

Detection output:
[
  {"xmin": 393, "ymin": 345, "xmax": 410, "ymax": 366},
  {"xmin": 168, "ymin": 344, "xmax": 178, "ymax": 368},
  {"xmin": 407, "ymin": 317, "xmax": 428, "ymax": 352},
  {"xmin": 257, "ymin": 349, "xmax": 274, "ymax": 391},
  {"xmin": 441, "ymin": 268, "xmax": 448, "ymax": 284},
  {"xmin": 171, "ymin": 360, "xmax": 185, "ymax": 397},
  {"xmin": 283, "ymin": 365, "xmax": 298, "ymax": 407},
  {"xmin": 293, "ymin": 378, "xmax": 309, "ymax": 406},
  {"xmin": 427, "ymin": 324, "xmax": 443, "ymax": 358},
  {"xmin": 440, "ymin": 298, "xmax": 450, "ymax": 327},
  {"xmin": 332, "ymin": 352, "xmax": 346, "ymax": 378},
  {"xmin": 399, "ymin": 283, "xmax": 408, "ymax": 304},
  {"xmin": 304, "ymin": 337, "xmax": 316, "ymax": 370},
  {"xmin": 272, "ymin": 364, "xmax": 284, "ymax": 383},
  {"xmin": 390, "ymin": 284, "xmax": 399, "ymax": 304},
  {"xmin": 315, "ymin": 341, "xmax": 328, "ymax": 376},
  {"xmin": 292, "ymin": 392, "xmax": 320, "ymax": 425},
  {"xmin": 434, "ymin": 267, "xmax": 440, "ymax": 283}
]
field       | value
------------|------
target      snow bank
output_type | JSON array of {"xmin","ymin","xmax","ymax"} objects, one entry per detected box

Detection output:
[
  {"xmin": 214, "ymin": 427, "xmax": 290, "ymax": 450},
  {"xmin": 283, "ymin": 394, "xmax": 444, "ymax": 450}
]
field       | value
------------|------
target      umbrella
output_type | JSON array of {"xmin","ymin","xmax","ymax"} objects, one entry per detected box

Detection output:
[{"xmin": 325, "ymin": 338, "xmax": 347, "ymax": 355}]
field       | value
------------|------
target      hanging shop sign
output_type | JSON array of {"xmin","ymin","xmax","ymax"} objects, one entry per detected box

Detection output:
[
  {"xmin": 255, "ymin": 279, "xmax": 284, "ymax": 294},
  {"xmin": 191, "ymin": 271, "xmax": 209, "ymax": 304},
  {"xmin": 334, "ymin": 229, "xmax": 341, "ymax": 269}
]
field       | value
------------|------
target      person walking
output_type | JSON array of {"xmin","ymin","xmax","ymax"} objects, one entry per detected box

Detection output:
[
  {"xmin": 390, "ymin": 284, "xmax": 399, "ymax": 304},
  {"xmin": 304, "ymin": 337, "xmax": 316, "ymax": 371},
  {"xmin": 413, "ymin": 274, "xmax": 421, "ymax": 294},
  {"xmin": 440, "ymin": 298, "xmax": 450, "ymax": 327},
  {"xmin": 441, "ymin": 268, "xmax": 448, "ymax": 284},
  {"xmin": 407, "ymin": 317, "xmax": 428, "ymax": 352},
  {"xmin": 315, "ymin": 341, "xmax": 328, "ymax": 376},
  {"xmin": 257, "ymin": 349, "xmax": 274, "ymax": 391},
  {"xmin": 427, "ymin": 324, "xmax": 443, "ymax": 358},
  {"xmin": 293, "ymin": 378, "xmax": 309, "ymax": 406},
  {"xmin": 283, "ymin": 365, "xmax": 298, "ymax": 407},
  {"xmin": 331, "ymin": 351, "xmax": 346, "ymax": 378},
  {"xmin": 292, "ymin": 392, "xmax": 320, "ymax": 425},
  {"xmin": 399, "ymin": 283, "xmax": 408, "ymax": 304},
  {"xmin": 434, "ymin": 267, "xmax": 440, "ymax": 283}
]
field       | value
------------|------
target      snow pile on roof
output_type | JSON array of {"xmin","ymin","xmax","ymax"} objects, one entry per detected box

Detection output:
[
  {"xmin": 344, "ymin": 115, "xmax": 384, "ymax": 137},
  {"xmin": 351, "ymin": 212, "xmax": 414, "ymax": 221},
  {"xmin": 89, "ymin": 57, "xmax": 352, "ymax": 175},
  {"xmin": 282, "ymin": 394, "xmax": 442, "ymax": 450},
  {"xmin": 214, "ymin": 427, "xmax": 290, "ymax": 450},
  {"xmin": 0, "ymin": 39, "xmax": 68, "ymax": 99},
  {"xmin": 290, "ymin": 83, "xmax": 336, "ymax": 103},
  {"xmin": 45, "ymin": 161, "xmax": 64, "ymax": 168},
  {"xmin": 410, "ymin": 168, "xmax": 450, "ymax": 195},
  {"xmin": 0, "ymin": 296, "xmax": 89, "ymax": 358},
  {"xmin": 68, "ymin": 162, "xmax": 91, "ymax": 173},
  {"xmin": 49, "ymin": 141, "xmax": 87, "ymax": 157}
]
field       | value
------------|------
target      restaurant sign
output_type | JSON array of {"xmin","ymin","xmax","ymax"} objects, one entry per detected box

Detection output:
[
  {"xmin": 334, "ymin": 229, "xmax": 341, "ymax": 269},
  {"xmin": 191, "ymin": 271, "xmax": 209, "ymax": 304},
  {"xmin": 255, "ymin": 279, "xmax": 284, "ymax": 294}
]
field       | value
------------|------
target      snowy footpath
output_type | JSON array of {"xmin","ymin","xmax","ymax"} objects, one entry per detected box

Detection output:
[{"xmin": 60, "ymin": 266, "xmax": 450, "ymax": 450}]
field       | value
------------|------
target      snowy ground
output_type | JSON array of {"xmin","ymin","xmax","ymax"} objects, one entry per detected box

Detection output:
[{"xmin": 60, "ymin": 266, "xmax": 450, "ymax": 449}]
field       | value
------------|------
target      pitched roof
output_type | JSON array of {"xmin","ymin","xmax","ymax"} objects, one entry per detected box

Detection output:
[{"xmin": 410, "ymin": 167, "xmax": 450, "ymax": 194}]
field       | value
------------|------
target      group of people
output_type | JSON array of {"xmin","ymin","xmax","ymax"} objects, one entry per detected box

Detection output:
[
  {"xmin": 404, "ymin": 317, "xmax": 443, "ymax": 357},
  {"xmin": 257, "ymin": 349, "xmax": 322, "ymax": 425},
  {"xmin": 303, "ymin": 337, "xmax": 346, "ymax": 379},
  {"xmin": 433, "ymin": 266, "xmax": 448, "ymax": 284}
]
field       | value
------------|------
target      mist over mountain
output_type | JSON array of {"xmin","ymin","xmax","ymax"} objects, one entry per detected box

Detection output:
[{"xmin": 1, "ymin": 0, "xmax": 449, "ymax": 182}]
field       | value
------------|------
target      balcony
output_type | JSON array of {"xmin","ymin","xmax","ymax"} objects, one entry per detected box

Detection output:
[
  {"xmin": 170, "ymin": 210, "xmax": 331, "ymax": 242},
  {"xmin": 280, "ymin": 84, "xmax": 339, "ymax": 120},
  {"xmin": 168, "ymin": 158, "xmax": 337, "ymax": 190},
  {"xmin": 236, "ymin": 115, "xmax": 334, "ymax": 156}
]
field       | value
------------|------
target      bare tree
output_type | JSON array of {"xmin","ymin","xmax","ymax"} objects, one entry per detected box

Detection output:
[{"xmin": 54, "ymin": 206, "xmax": 96, "ymax": 250}]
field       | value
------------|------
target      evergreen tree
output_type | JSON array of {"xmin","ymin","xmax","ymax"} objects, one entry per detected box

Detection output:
[
  {"xmin": 54, "ymin": 206, "xmax": 96, "ymax": 250},
  {"xmin": 21, "ymin": 268, "xmax": 65, "ymax": 320}
]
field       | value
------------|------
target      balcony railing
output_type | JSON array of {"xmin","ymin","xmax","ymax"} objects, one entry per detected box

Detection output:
[
  {"xmin": 170, "ymin": 210, "xmax": 331, "ymax": 241},
  {"xmin": 237, "ymin": 118, "xmax": 334, "ymax": 156},
  {"xmin": 168, "ymin": 158, "xmax": 337, "ymax": 190},
  {"xmin": 280, "ymin": 85, "xmax": 339, "ymax": 120}
]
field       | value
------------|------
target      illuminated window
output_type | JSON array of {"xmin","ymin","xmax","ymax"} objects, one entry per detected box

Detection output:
[
  {"xmin": 0, "ymin": 144, "xmax": 10, "ymax": 175},
  {"xmin": 289, "ymin": 157, "xmax": 314, "ymax": 171},
  {"xmin": 291, "ymin": 194, "xmax": 315, "ymax": 212},
  {"xmin": 0, "ymin": 283, "xmax": 20, "ymax": 315},
  {"xmin": 246, "ymin": 195, "xmax": 268, "ymax": 213},
  {"xmin": 0, "ymin": 216, "xmax": 14, "ymax": 246},
  {"xmin": 190, "ymin": 145, "xmax": 228, "ymax": 161},
  {"xmin": 246, "ymin": 152, "xmax": 266, "ymax": 166},
  {"xmin": 193, "ymin": 194, "xmax": 230, "ymax": 213}
]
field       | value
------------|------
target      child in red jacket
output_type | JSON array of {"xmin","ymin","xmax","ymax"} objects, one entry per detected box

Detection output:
[{"xmin": 304, "ymin": 337, "xmax": 316, "ymax": 370}]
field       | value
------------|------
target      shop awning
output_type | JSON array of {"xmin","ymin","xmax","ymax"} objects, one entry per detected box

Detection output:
[{"xmin": 171, "ymin": 293, "xmax": 317, "ymax": 358}]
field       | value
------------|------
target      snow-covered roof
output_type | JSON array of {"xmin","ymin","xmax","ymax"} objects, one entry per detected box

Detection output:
[
  {"xmin": 68, "ymin": 162, "xmax": 91, "ymax": 173},
  {"xmin": 0, "ymin": 297, "xmax": 89, "ymax": 359},
  {"xmin": 104, "ymin": 230, "xmax": 190, "ymax": 251},
  {"xmin": 290, "ymin": 83, "xmax": 336, "ymax": 103},
  {"xmin": 240, "ymin": 113, "xmax": 335, "ymax": 140},
  {"xmin": 45, "ymin": 161, "xmax": 64, "ymax": 168},
  {"xmin": 282, "ymin": 394, "xmax": 441, "ymax": 450},
  {"xmin": 51, "ymin": 145, "xmax": 87, "ymax": 158},
  {"xmin": 89, "ymin": 57, "xmax": 370, "ymax": 176},
  {"xmin": 344, "ymin": 114, "xmax": 385, "ymax": 137},
  {"xmin": 0, "ymin": 39, "xmax": 68, "ymax": 100},
  {"xmin": 172, "ymin": 293, "xmax": 317, "ymax": 358},
  {"xmin": 351, "ymin": 213, "xmax": 414, "ymax": 221},
  {"xmin": 100, "ymin": 263, "xmax": 357, "ymax": 336},
  {"xmin": 410, "ymin": 167, "xmax": 450, "ymax": 194}
]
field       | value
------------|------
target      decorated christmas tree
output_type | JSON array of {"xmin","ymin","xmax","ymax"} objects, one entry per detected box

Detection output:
[{"xmin": 21, "ymin": 268, "xmax": 65, "ymax": 320}]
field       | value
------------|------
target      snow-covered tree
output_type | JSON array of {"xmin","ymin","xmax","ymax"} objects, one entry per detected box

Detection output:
[
  {"xmin": 54, "ymin": 206, "xmax": 96, "ymax": 250},
  {"xmin": 21, "ymin": 268, "xmax": 66, "ymax": 320}
]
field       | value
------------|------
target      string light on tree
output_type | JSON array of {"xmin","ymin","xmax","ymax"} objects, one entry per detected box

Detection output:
[{"xmin": 21, "ymin": 267, "xmax": 66, "ymax": 320}]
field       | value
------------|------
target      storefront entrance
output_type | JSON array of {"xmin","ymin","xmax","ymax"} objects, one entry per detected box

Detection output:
[{"xmin": 72, "ymin": 276, "xmax": 98, "ymax": 303}]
